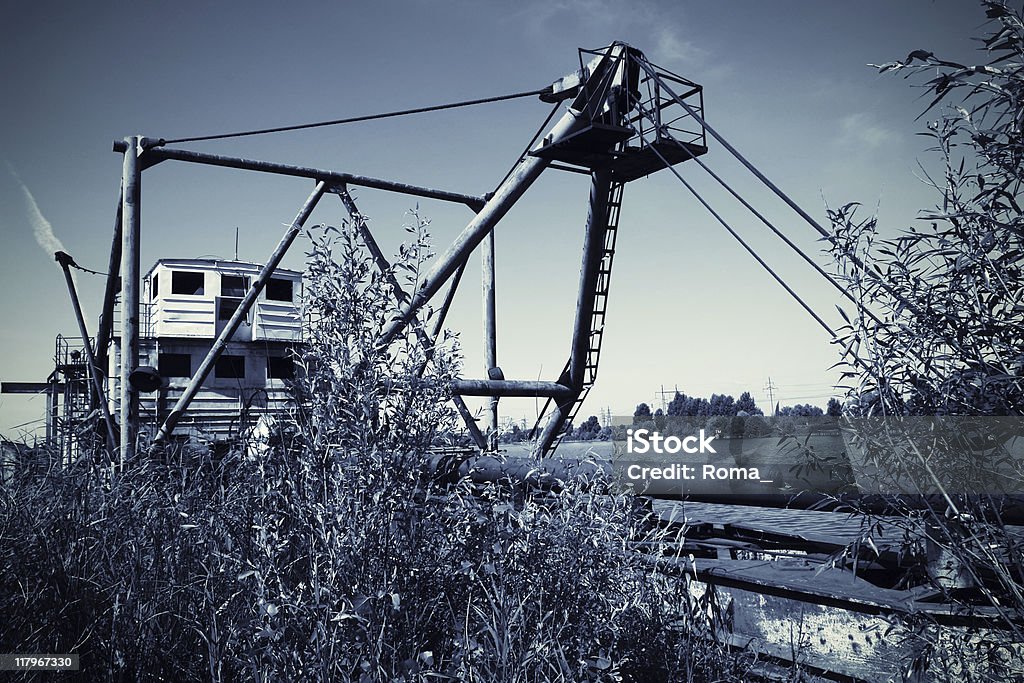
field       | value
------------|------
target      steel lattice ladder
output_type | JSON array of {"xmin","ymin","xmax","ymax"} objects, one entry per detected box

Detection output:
[{"xmin": 533, "ymin": 179, "xmax": 624, "ymax": 452}]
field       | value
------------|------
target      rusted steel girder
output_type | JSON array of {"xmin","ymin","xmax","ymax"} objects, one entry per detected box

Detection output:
[
  {"xmin": 55, "ymin": 252, "xmax": 118, "ymax": 450},
  {"xmin": 154, "ymin": 182, "xmax": 327, "ymax": 443},
  {"xmin": 111, "ymin": 141, "xmax": 485, "ymax": 211},
  {"xmin": 451, "ymin": 379, "xmax": 574, "ymax": 400},
  {"xmin": 534, "ymin": 171, "xmax": 613, "ymax": 456},
  {"xmin": 333, "ymin": 188, "xmax": 488, "ymax": 450}
]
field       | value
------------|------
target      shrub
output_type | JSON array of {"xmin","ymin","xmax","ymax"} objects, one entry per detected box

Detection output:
[
  {"xmin": 826, "ymin": 1, "xmax": 1024, "ymax": 671},
  {"xmin": 0, "ymin": 213, "xmax": 753, "ymax": 681}
]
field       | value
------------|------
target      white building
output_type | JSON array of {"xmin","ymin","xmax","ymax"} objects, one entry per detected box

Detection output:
[{"xmin": 110, "ymin": 258, "xmax": 304, "ymax": 441}]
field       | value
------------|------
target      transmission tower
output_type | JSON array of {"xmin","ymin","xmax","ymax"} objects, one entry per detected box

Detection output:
[{"xmin": 764, "ymin": 377, "xmax": 778, "ymax": 416}]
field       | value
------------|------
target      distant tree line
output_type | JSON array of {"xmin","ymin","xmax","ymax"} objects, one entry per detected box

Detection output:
[
  {"xmin": 494, "ymin": 391, "xmax": 843, "ymax": 444},
  {"xmin": 635, "ymin": 390, "xmax": 841, "ymax": 421}
]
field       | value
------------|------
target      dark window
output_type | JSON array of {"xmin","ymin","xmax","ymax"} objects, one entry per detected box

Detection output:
[
  {"xmin": 215, "ymin": 355, "xmax": 245, "ymax": 379},
  {"xmin": 171, "ymin": 271, "xmax": 205, "ymax": 295},
  {"xmin": 267, "ymin": 356, "xmax": 294, "ymax": 380},
  {"xmin": 266, "ymin": 278, "xmax": 293, "ymax": 302},
  {"xmin": 218, "ymin": 297, "xmax": 242, "ymax": 321},
  {"xmin": 221, "ymin": 274, "xmax": 249, "ymax": 297},
  {"xmin": 151, "ymin": 274, "xmax": 159, "ymax": 300},
  {"xmin": 158, "ymin": 352, "xmax": 191, "ymax": 378}
]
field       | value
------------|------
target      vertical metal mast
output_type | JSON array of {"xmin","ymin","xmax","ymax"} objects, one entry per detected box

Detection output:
[
  {"xmin": 482, "ymin": 229, "xmax": 498, "ymax": 449},
  {"xmin": 120, "ymin": 136, "xmax": 142, "ymax": 463}
]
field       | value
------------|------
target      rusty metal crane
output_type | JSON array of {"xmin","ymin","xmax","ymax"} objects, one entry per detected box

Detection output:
[
  {"xmin": 92, "ymin": 42, "xmax": 707, "ymax": 461},
  {"xmin": 375, "ymin": 42, "xmax": 708, "ymax": 456}
]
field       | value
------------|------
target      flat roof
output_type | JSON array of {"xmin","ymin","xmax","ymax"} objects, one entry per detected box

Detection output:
[{"xmin": 144, "ymin": 258, "xmax": 302, "ymax": 280}]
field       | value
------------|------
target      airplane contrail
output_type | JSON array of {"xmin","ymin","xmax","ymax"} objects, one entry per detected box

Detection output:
[{"xmin": 5, "ymin": 161, "xmax": 82, "ymax": 295}]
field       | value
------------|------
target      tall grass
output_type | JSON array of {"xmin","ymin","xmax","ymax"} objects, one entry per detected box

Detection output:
[{"xmin": 0, "ymin": 215, "xmax": 750, "ymax": 681}]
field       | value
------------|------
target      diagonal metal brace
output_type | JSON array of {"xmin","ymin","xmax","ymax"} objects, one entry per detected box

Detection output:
[
  {"xmin": 332, "ymin": 186, "xmax": 487, "ymax": 449},
  {"xmin": 155, "ymin": 181, "xmax": 328, "ymax": 443}
]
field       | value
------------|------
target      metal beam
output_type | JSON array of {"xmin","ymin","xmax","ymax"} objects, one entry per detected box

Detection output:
[
  {"xmin": 534, "ymin": 171, "xmax": 613, "ymax": 455},
  {"xmin": 378, "ymin": 108, "xmax": 584, "ymax": 346},
  {"xmin": 430, "ymin": 261, "xmax": 466, "ymax": 343},
  {"xmin": 0, "ymin": 382, "xmax": 63, "ymax": 394},
  {"xmin": 154, "ymin": 182, "xmax": 327, "ymax": 443},
  {"xmin": 120, "ymin": 136, "xmax": 142, "ymax": 462},
  {"xmin": 111, "ymin": 141, "xmax": 486, "ymax": 211},
  {"xmin": 47, "ymin": 376, "xmax": 59, "ymax": 447},
  {"xmin": 333, "ymin": 189, "xmax": 487, "ymax": 450},
  {"xmin": 569, "ymin": 171, "xmax": 612, "ymax": 388},
  {"xmin": 482, "ymin": 228, "xmax": 498, "ymax": 449},
  {"xmin": 55, "ymin": 252, "xmax": 118, "ymax": 450},
  {"xmin": 94, "ymin": 190, "xmax": 122, "ymax": 384},
  {"xmin": 452, "ymin": 379, "xmax": 574, "ymax": 399}
]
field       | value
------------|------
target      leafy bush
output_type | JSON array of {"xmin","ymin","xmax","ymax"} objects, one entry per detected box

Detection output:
[
  {"xmin": 0, "ymin": 214, "xmax": 753, "ymax": 681},
  {"xmin": 826, "ymin": 1, "xmax": 1024, "ymax": 671}
]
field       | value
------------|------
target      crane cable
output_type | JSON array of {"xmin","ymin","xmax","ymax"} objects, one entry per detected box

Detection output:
[
  {"xmin": 643, "ymin": 137, "xmax": 873, "ymax": 372},
  {"xmin": 633, "ymin": 102, "xmax": 889, "ymax": 332},
  {"xmin": 158, "ymin": 88, "xmax": 550, "ymax": 145},
  {"xmin": 495, "ymin": 101, "xmax": 562, "ymax": 191},
  {"xmin": 637, "ymin": 61, "xmax": 926, "ymax": 323}
]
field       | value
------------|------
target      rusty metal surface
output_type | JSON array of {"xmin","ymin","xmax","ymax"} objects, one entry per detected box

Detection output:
[
  {"xmin": 120, "ymin": 137, "xmax": 142, "ymax": 462},
  {"xmin": 451, "ymin": 379, "xmax": 574, "ymax": 399},
  {"xmin": 111, "ymin": 141, "xmax": 486, "ymax": 210},
  {"xmin": 155, "ymin": 182, "xmax": 327, "ymax": 443}
]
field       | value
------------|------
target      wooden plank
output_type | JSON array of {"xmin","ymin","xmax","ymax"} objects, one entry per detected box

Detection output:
[{"xmin": 656, "ymin": 556, "xmax": 1023, "ymax": 680}]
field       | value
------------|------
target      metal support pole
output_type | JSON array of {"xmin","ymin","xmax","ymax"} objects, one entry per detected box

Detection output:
[
  {"xmin": 334, "ymin": 190, "xmax": 487, "ymax": 450},
  {"xmin": 379, "ymin": 108, "xmax": 584, "ymax": 346},
  {"xmin": 569, "ymin": 172, "xmax": 612, "ymax": 388},
  {"xmin": 534, "ymin": 171, "xmax": 613, "ymax": 456},
  {"xmin": 154, "ymin": 181, "xmax": 327, "ymax": 443},
  {"xmin": 46, "ymin": 375, "xmax": 58, "ymax": 447},
  {"xmin": 55, "ymin": 252, "xmax": 118, "ymax": 450},
  {"xmin": 120, "ymin": 136, "xmax": 142, "ymax": 462},
  {"xmin": 95, "ymin": 192, "xmax": 123, "ymax": 378},
  {"xmin": 430, "ymin": 261, "xmax": 467, "ymax": 342},
  {"xmin": 452, "ymin": 379, "xmax": 573, "ymax": 399},
  {"xmin": 482, "ymin": 228, "xmax": 498, "ymax": 450},
  {"xmin": 110, "ymin": 142, "xmax": 486, "ymax": 211}
]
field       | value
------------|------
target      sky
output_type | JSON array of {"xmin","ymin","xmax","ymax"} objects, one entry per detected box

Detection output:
[{"xmin": 0, "ymin": 0, "xmax": 992, "ymax": 439}]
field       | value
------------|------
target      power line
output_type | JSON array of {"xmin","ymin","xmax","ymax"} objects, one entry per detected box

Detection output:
[{"xmin": 159, "ymin": 87, "xmax": 550, "ymax": 145}]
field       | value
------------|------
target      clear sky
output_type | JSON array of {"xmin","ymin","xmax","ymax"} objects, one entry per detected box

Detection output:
[{"xmin": 0, "ymin": 0, "xmax": 990, "ymax": 438}]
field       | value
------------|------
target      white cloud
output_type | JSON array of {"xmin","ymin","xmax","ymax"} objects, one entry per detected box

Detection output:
[
  {"xmin": 652, "ymin": 26, "xmax": 707, "ymax": 68},
  {"xmin": 515, "ymin": 0, "xmax": 717, "ymax": 74},
  {"xmin": 838, "ymin": 112, "xmax": 897, "ymax": 150}
]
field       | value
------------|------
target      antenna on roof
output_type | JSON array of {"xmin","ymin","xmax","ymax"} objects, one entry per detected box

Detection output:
[{"xmin": 234, "ymin": 227, "xmax": 239, "ymax": 261}]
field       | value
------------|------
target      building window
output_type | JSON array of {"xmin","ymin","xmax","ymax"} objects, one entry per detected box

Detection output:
[
  {"xmin": 215, "ymin": 355, "xmax": 245, "ymax": 379},
  {"xmin": 222, "ymin": 274, "xmax": 249, "ymax": 297},
  {"xmin": 158, "ymin": 352, "xmax": 191, "ymax": 378},
  {"xmin": 266, "ymin": 278, "xmax": 293, "ymax": 302},
  {"xmin": 151, "ymin": 274, "xmax": 159, "ymax": 300},
  {"xmin": 218, "ymin": 297, "xmax": 242, "ymax": 321},
  {"xmin": 171, "ymin": 271, "xmax": 205, "ymax": 295},
  {"xmin": 267, "ymin": 356, "xmax": 294, "ymax": 380}
]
